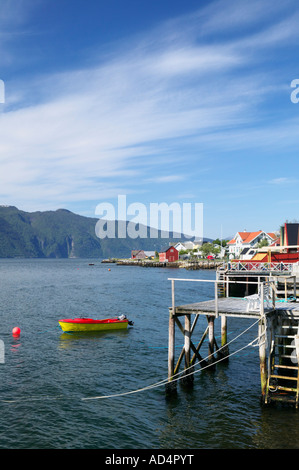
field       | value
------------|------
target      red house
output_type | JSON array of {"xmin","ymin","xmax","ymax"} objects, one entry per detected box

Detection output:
[{"xmin": 159, "ymin": 246, "xmax": 179, "ymax": 262}]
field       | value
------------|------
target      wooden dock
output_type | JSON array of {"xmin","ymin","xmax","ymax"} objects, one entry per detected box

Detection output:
[
  {"xmin": 173, "ymin": 297, "xmax": 299, "ymax": 319},
  {"xmin": 167, "ymin": 277, "xmax": 299, "ymax": 407},
  {"xmin": 110, "ymin": 259, "xmax": 222, "ymax": 269}
]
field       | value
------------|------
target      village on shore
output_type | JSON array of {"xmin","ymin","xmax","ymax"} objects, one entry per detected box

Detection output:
[{"xmin": 102, "ymin": 222, "xmax": 299, "ymax": 270}]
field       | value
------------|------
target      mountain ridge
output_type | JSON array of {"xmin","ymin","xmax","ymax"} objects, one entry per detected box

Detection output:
[{"xmin": 0, "ymin": 206, "xmax": 210, "ymax": 258}]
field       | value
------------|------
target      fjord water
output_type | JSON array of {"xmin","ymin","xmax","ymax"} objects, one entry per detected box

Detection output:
[{"xmin": 0, "ymin": 259, "xmax": 298, "ymax": 449}]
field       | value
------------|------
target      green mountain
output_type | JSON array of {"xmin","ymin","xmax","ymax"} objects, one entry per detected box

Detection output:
[{"xmin": 0, "ymin": 206, "xmax": 201, "ymax": 258}]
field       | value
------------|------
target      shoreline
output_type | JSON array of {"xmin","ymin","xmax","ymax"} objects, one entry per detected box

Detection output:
[{"xmin": 101, "ymin": 258, "xmax": 223, "ymax": 270}]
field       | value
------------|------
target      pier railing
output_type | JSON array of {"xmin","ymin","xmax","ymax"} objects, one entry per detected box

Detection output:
[
  {"xmin": 223, "ymin": 261, "xmax": 293, "ymax": 273},
  {"xmin": 168, "ymin": 277, "xmax": 275, "ymax": 319}
]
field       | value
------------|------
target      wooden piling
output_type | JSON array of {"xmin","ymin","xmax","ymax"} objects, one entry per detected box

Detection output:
[
  {"xmin": 259, "ymin": 317, "xmax": 267, "ymax": 402},
  {"xmin": 258, "ymin": 282, "xmax": 267, "ymax": 402},
  {"xmin": 181, "ymin": 313, "xmax": 194, "ymax": 386},
  {"xmin": 168, "ymin": 309, "xmax": 175, "ymax": 380},
  {"xmin": 166, "ymin": 280, "xmax": 177, "ymax": 395},
  {"xmin": 168, "ymin": 280, "xmax": 175, "ymax": 379},
  {"xmin": 208, "ymin": 316, "xmax": 215, "ymax": 366},
  {"xmin": 214, "ymin": 282, "xmax": 219, "ymax": 318},
  {"xmin": 184, "ymin": 314, "xmax": 191, "ymax": 369},
  {"xmin": 219, "ymin": 315, "xmax": 229, "ymax": 361},
  {"xmin": 221, "ymin": 315, "xmax": 227, "ymax": 347}
]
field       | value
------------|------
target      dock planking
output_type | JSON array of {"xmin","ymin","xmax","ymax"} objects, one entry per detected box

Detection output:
[{"xmin": 171, "ymin": 297, "xmax": 299, "ymax": 319}]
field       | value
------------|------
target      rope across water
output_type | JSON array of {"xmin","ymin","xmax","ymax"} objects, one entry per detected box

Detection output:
[{"xmin": 1, "ymin": 318, "xmax": 261, "ymax": 404}]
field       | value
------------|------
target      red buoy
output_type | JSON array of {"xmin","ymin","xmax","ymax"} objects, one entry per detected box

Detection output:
[{"xmin": 12, "ymin": 327, "xmax": 21, "ymax": 337}]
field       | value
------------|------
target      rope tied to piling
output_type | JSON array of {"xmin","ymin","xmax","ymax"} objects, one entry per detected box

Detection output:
[{"xmin": 1, "ymin": 318, "xmax": 261, "ymax": 404}]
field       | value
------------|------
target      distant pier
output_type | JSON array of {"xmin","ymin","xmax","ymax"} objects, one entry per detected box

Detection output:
[{"xmin": 102, "ymin": 258, "xmax": 223, "ymax": 269}]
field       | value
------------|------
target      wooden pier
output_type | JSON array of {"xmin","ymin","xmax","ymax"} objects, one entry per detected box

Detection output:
[{"xmin": 167, "ymin": 277, "xmax": 299, "ymax": 407}]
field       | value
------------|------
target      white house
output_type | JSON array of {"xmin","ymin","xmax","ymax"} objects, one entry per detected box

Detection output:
[
  {"xmin": 172, "ymin": 241, "xmax": 197, "ymax": 251},
  {"xmin": 216, "ymin": 245, "xmax": 227, "ymax": 259},
  {"xmin": 227, "ymin": 230, "xmax": 277, "ymax": 260},
  {"xmin": 172, "ymin": 242, "xmax": 187, "ymax": 252}
]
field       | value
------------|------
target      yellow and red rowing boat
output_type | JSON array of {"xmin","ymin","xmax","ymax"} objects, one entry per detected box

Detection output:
[{"xmin": 58, "ymin": 315, "xmax": 133, "ymax": 332}]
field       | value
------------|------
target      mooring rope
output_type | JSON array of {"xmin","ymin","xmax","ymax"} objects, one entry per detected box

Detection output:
[
  {"xmin": 1, "ymin": 318, "xmax": 261, "ymax": 404},
  {"xmin": 81, "ymin": 336, "xmax": 261, "ymax": 401},
  {"xmin": 82, "ymin": 318, "xmax": 261, "ymax": 400}
]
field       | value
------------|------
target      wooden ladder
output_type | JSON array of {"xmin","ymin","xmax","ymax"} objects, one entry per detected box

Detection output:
[
  {"xmin": 217, "ymin": 269, "xmax": 226, "ymax": 298},
  {"xmin": 266, "ymin": 323, "xmax": 299, "ymax": 407}
]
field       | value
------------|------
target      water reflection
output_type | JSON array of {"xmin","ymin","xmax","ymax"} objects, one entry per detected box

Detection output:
[
  {"xmin": 2, "ymin": 259, "xmax": 299, "ymax": 449},
  {"xmin": 10, "ymin": 337, "xmax": 21, "ymax": 353},
  {"xmin": 58, "ymin": 329, "xmax": 129, "ymax": 348},
  {"xmin": 252, "ymin": 407, "xmax": 299, "ymax": 448}
]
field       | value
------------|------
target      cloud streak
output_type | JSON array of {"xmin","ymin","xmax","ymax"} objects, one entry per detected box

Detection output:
[{"xmin": 0, "ymin": 0, "xmax": 299, "ymax": 216}]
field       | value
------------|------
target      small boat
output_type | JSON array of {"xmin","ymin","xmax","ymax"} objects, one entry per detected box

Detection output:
[{"xmin": 58, "ymin": 315, "xmax": 133, "ymax": 332}]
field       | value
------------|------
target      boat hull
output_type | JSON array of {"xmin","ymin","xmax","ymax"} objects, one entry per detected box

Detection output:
[{"xmin": 58, "ymin": 318, "xmax": 129, "ymax": 332}]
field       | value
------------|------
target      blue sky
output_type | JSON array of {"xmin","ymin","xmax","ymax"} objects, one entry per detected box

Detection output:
[{"xmin": 0, "ymin": 0, "xmax": 299, "ymax": 239}]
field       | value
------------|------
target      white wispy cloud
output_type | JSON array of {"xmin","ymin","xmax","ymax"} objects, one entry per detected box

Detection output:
[
  {"xmin": 146, "ymin": 175, "xmax": 185, "ymax": 184},
  {"xmin": 269, "ymin": 177, "xmax": 298, "ymax": 185},
  {"xmin": 0, "ymin": 0, "xmax": 299, "ymax": 214}
]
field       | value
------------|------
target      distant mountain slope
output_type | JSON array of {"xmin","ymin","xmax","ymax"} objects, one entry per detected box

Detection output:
[
  {"xmin": 0, "ymin": 206, "xmax": 100, "ymax": 258},
  {"xmin": 0, "ymin": 206, "xmax": 209, "ymax": 258}
]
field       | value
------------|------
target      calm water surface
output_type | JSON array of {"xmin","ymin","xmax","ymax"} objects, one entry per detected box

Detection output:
[{"xmin": 0, "ymin": 259, "xmax": 298, "ymax": 449}]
